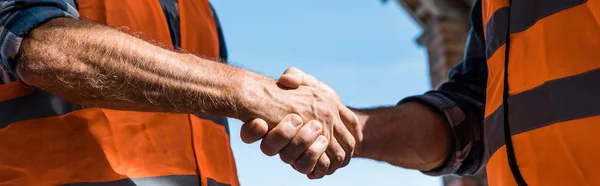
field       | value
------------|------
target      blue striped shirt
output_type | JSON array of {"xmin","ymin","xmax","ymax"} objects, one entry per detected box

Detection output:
[{"xmin": 0, "ymin": 0, "xmax": 79, "ymax": 83}]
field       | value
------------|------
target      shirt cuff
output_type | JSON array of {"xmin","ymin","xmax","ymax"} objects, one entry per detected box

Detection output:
[
  {"xmin": 399, "ymin": 91, "xmax": 484, "ymax": 176},
  {"xmin": 1, "ymin": 2, "xmax": 80, "ymax": 81}
]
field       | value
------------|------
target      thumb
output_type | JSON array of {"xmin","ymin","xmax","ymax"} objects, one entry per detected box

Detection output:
[
  {"xmin": 240, "ymin": 118, "xmax": 269, "ymax": 144},
  {"xmin": 277, "ymin": 67, "xmax": 320, "ymax": 88}
]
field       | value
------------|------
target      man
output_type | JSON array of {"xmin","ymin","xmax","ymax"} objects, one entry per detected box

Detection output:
[
  {"xmin": 0, "ymin": 0, "xmax": 358, "ymax": 185},
  {"xmin": 245, "ymin": 0, "xmax": 600, "ymax": 185}
]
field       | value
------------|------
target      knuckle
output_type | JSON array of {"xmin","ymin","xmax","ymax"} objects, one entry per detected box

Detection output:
[
  {"xmin": 298, "ymin": 134, "xmax": 315, "ymax": 146},
  {"xmin": 349, "ymin": 138, "xmax": 356, "ymax": 148},
  {"xmin": 341, "ymin": 158, "xmax": 351, "ymax": 167},
  {"xmin": 343, "ymin": 135, "xmax": 356, "ymax": 147},
  {"xmin": 315, "ymin": 107, "xmax": 332, "ymax": 117},
  {"xmin": 304, "ymin": 149, "xmax": 319, "ymax": 160},
  {"xmin": 326, "ymin": 167, "xmax": 338, "ymax": 175},
  {"xmin": 288, "ymin": 138, "xmax": 303, "ymax": 148},
  {"xmin": 279, "ymin": 153, "xmax": 295, "ymax": 164},
  {"xmin": 284, "ymin": 67, "xmax": 299, "ymax": 74},
  {"xmin": 273, "ymin": 129, "xmax": 295, "ymax": 142},
  {"xmin": 296, "ymin": 166, "xmax": 311, "ymax": 174},
  {"xmin": 345, "ymin": 143, "xmax": 355, "ymax": 157},
  {"xmin": 260, "ymin": 143, "xmax": 277, "ymax": 156},
  {"xmin": 334, "ymin": 152, "xmax": 345, "ymax": 164},
  {"xmin": 317, "ymin": 160, "xmax": 331, "ymax": 170},
  {"xmin": 326, "ymin": 166, "xmax": 338, "ymax": 175},
  {"xmin": 294, "ymin": 162, "xmax": 313, "ymax": 174}
]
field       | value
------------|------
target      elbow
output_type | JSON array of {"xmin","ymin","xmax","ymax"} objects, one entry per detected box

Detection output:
[
  {"xmin": 15, "ymin": 52, "xmax": 87, "ymax": 105},
  {"xmin": 16, "ymin": 61, "xmax": 46, "ymax": 88},
  {"xmin": 14, "ymin": 29, "xmax": 71, "ymax": 89},
  {"xmin": 16, "ymin": 62, "xmax": 44, "ymax": 89},
  {"xmin": 14, "ymin": 41, "xmax": 53, "ymax": 88},
  {"xmin": 14, "ymin": 18, "xmax": 71, "ymax": 88}
]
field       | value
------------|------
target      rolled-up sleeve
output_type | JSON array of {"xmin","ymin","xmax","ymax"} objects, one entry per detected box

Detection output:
[
  {"xmin": 399, "ymin": 0, "xmax": 487, "ymax": 176},
  {"xmin": 0, "ymin": 0, "xmax": 79, "ymax": 82}
]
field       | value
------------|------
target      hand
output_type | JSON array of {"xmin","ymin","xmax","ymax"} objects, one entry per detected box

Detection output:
[{"xmin": 240, "ymin": 67, "xmax": 360, "ymax": 179}]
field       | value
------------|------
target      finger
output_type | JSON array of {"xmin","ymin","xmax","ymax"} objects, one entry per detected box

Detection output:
[
  {"xmin": 278, "ymin": 67, "xmax": 304, "ymax": 89},
  {"xmin": 280, "ymin": 67, "xmax": 320, "ymax": 87},
  {"xmin": 260, "ymin": 114, "xmax": 303, "ymax": 156},
  {"xmin": 283, "ymin": 66, "xmax": 303, "ymax": 75},
  {"xmin": 292, "ymin": 135, "xmax": 328, "ymax": 174},
  {"xmin": 240, "ymin": 118, "xmax": 269, "ymax": 144},
  {"xmin": 324, "ymin": 137, "xmax": 345, "ymax": 175},
  {"xmin": 278, "ymin": 73, "xmax": 303, "ymax": 89},
  {"xmin": 339, "ymin": 105, "xmax": 361, "ymax": 141},
  {"xmin": 298, "ymin": 72, "xmax": 320, "ymax": 87},
  {"xmin": 308, "ymin": 154, "xmax": 331, "ymax": 179},
  {"xmin": 279, "ymin": 120, "xmax": 323, "ymax": 164},
  {"xmin": 333, "ymin": 119, "xmax": 356, "ymax": 168},
  {"xmin": 337, "ymin": 105, "xmax": 359, "ymax": 167}
]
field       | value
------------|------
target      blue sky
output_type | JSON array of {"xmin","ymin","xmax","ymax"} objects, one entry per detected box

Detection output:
[{"xmin": 210, "ymin": 0, "xmax": 442, "ymax": 185}]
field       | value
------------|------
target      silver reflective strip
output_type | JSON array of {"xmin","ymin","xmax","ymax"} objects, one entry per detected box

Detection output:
[{"xmin": 63, "ymin": 175, "xmax": 200, "ymax": 186}]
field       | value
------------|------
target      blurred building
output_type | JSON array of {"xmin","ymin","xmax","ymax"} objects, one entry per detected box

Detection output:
[{"xmin": 384, "ymin": 0, "xmax": 488, "ymax": 185}]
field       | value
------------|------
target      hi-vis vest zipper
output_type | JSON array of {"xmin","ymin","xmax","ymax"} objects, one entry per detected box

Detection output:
[
  {"xmin": 0, "ymin": 0, "xmax": 239, "ymax": 185},
  {"xmin": 482, "ymin": 0, "xmax": 600, "ymax": 185}
]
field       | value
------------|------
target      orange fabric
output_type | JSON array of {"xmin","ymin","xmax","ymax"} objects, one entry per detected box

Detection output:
[
  {"xmin": 101, "ymin": 0, "xmax": 173, "ymax": 49},
  {"xmin": 485, "ymin": 1, "xmax": 600, "ymax": 121},
  {"xmin": 484, "ymin": 44, "xmax": 505, "ymax": 118},
  {"xmin": 481, "ymin": 0, "xmax": 509, "ymax": 36},
  {"xmin": 507, "ymin": 3, "xmax": 600, "ymax": 95},
  {"xmin": 190, "ymin": 116, "xmax": 240, "ymax": 186},
  {"xmin": 0, "ymin": 109, "xmax": 198, "ymax": 185},
  {"xmin": 179, "ymin": 0, "xmax": 220, "ymax": 59},
  {"xmin": 0, "ymin": 82, "xmax": 34, "ymax": 102},
  {"xmin": 0, "ymin": 0, "xmax": 238, "ymax": 185},
  {"xmin": 487, "ymin": 115, "xmax": 600, "ymax": 186},
  {"xmin": 77, "ymin": 0, "xmax": 106, "ymax": 24},
  {"xmin": 80, "ymin": 0, "xmax": 220, "ymax": 58},
  {"xmin": 484, "ymin": 0, "xmax": 600, "ymax": 186},
  {"xmin": 486, "ymin": 147, "xmax": 517, "ymax": 186}
]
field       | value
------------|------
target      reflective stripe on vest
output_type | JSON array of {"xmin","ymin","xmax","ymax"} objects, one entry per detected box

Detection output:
[
  {"xmin": 62, "ymin": 176, "xmax": 229, "ymax": 186},
  {"xmin": 0, "ymin": 87, "xmax": 229, "ymax": 130},
  {"xmin": 482, "ymin": 0, "xmax": 600, "ymax": 185},
  {"xmin": 0, "ymin": 0, "xmax": 239, "ymax": 185},
  {"xmin": 63, "ymin": 175, "xmax": 200, "ymax": 186}
]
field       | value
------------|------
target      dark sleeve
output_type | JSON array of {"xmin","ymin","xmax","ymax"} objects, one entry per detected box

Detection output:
[
  {"xmin": 209, "ymin": 3, "xmax": 228, "ymax": 62},
  {"xmin": 399, "ymin": 0, "xmax": 486, "ymax": 176}
]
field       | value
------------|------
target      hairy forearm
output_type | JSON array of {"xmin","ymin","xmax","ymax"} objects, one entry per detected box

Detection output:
[
  {"xmin": 352, "ymin": 102, "xmax": 452, "ymax": 171},
  {"xmin": 15, "ymin": 17, "xmax": 266, "ymax": 118}
]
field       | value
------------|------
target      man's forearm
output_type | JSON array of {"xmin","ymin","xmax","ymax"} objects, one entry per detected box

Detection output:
[
  {"xmin": 15, "ymin": 17, "xmax": 268, "ymax": 118},
  {"xmin": 352, "ymin": 102, "xmax": 452, "ymax": 171}
]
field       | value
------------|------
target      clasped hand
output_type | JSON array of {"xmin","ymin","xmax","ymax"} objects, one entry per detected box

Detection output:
[{"xmin": 240, "ymin": 67, "xmax": 361, "ymax": 179}]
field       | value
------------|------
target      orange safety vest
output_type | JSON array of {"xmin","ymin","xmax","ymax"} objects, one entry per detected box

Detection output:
[
  {"xmin": 0, "ymin": 1, "xmax": 239, "ymax": 186},
  {"xmin": 482, "ymin": 0, "xmax": 600, "ymax": 185}
]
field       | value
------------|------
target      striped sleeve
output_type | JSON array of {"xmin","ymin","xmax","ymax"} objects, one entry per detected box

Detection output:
[{"xmin": 0, "ymin": 0, "xmax": 79, "ymax": 82}]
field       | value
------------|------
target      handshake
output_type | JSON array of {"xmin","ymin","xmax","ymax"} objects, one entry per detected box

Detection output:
[{"xmin": 235, "ymin": 67, "xmax": 361, "ymax": 179}]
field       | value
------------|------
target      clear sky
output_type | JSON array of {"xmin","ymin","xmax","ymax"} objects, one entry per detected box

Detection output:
[{"xmin": 210, "ymin": 0, "xmax": 442, "ymax": 185}]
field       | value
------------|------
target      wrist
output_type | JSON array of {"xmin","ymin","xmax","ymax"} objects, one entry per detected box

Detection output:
[
  {"xmin": 350, "ymin": 103, "xmax": 452, "ymax": 171},
  {"xmin": 233, "ymin": 70, "xmax": 281, "ymax": 121},
  {"xmin": 349, "ymin": 109, "xmax": 368, "ymax": 157},
  {"xmin": 351, "ymin": 107, "xmax": 391, "ymax": 159}
]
